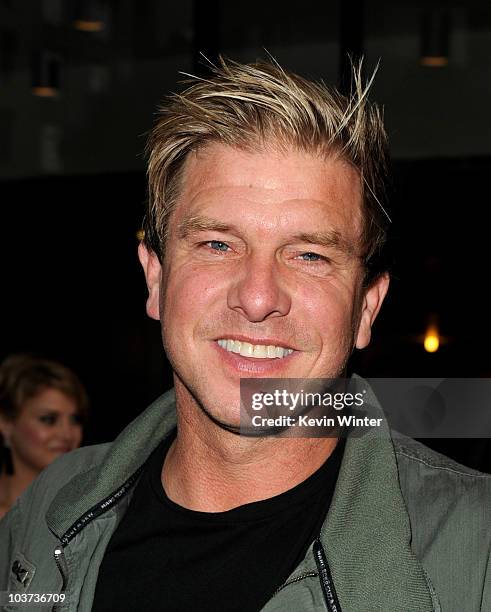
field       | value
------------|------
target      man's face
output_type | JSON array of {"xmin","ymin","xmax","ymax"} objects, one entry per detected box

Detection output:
[{"xmin": 140, "ymin": 143, "xmax": 389, "ymax": 426}]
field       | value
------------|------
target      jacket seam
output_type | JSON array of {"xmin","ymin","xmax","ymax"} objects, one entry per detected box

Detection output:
[
  {"xmin": 421, "ymin": 567, "xmax": 442, "ymax": 612},
  {"xmin": 396, "ymin": 450, "xmax": 489, "ymax": 479},
  {"xmin": 479, "ymin": 540, "xmax": 491, "ymax": 611}
]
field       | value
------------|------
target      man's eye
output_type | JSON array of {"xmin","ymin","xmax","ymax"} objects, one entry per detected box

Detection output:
[
  {"xmin": 297, "ymin": 252, "xmax": 327, "ymax": 263},
  {"xmin": 205, "ymin": 240, "xmax": 230, "ymax": 252}
]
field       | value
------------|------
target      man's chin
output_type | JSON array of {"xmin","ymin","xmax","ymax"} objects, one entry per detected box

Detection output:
[
  {"xmin": 199, "ymin": 401, "xmax": 243, "ymax": 435},
  {"xmin": 173, "ymin": 371, "xmax": 248, "ymax": 433}
]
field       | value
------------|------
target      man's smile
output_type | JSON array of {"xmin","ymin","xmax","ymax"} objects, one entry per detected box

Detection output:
[
  {"xmin": 212, "ymin": 336, "xmax": 298, "ymax": 374},
  {"xmin": 215, "ymin": 336, "xmax": 295, "ymax": 359}
]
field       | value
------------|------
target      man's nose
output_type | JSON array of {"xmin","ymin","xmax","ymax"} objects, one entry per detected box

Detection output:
[{"xmin": 227, "ymin": 252, "xmax": 291, "ymax": 322}]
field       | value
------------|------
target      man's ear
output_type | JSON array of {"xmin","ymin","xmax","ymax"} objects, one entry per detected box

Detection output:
[
  {"xmin": 355, "ymin": 272, "xmax": 390, "ymax": 350},
  {"xmin": 138, "ymin": 242, "xmax": 162, "ymax": 321}
]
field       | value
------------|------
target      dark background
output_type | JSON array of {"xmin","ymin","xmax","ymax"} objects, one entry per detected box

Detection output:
[{"xmin": 1, "ymin": 1, "xmax": 490, "ymax": 471}]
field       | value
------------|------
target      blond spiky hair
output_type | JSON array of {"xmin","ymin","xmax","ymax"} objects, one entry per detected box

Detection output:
[{"xmin": 144, "ymin": 57, "xmax": 391, "ymax": 284}]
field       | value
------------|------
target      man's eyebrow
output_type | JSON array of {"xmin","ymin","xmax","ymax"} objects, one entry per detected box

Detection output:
[
  {"xmin": 177, "ymin": 216, "xmax": 358, "ymax": 256},
  {"xmin": 292, "ymin": 231, "xmax": 358, "ymax": 257},
  {"xmin": 177, "ymin": 215, "xmax": 237, "ymax": 239}
]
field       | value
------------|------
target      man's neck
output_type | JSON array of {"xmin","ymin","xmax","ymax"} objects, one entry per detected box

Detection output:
[{"xmin": 161, "ymin": 401, "xmax": 338, "ymax": 512}]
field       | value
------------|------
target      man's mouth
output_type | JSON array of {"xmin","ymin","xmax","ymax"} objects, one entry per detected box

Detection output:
[{"xmin": 216, "ymin": 339, "xmax": 294, "ymax": 359}]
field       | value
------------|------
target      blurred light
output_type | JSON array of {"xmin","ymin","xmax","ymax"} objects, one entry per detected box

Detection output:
[
  {"xmin": 420, "ymin": 10, "xmax": 450, "ymax": 67},
  {"xmin": 73, "ymin": 1, "xmax": 106, "ymax": 32},
  {"xmin": 73, "ymin": 19, "xmax": 104, "ymax": 32},
  {"xmin": 31, "ymin": 50, "xmax": 60, "ymax": 97},
  {"xmin": 424, "ymin": 327, "xmax": 440, "ymax": 353},
  {"xmin": 32, "ymin": 86, "xmax": 57, "ymax": 97},
  {"xmin": 420, "ymin": 56, "xmax": 448, "ymax": 67},
  {"xmin": 136, "ymin": 229, "xmax": 145, "ymax": 241}
]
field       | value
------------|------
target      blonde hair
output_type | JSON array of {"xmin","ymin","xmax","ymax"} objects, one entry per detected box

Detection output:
[{"xmin": 144, "ymin": 57, "xmax": 391, "ymax": 284}]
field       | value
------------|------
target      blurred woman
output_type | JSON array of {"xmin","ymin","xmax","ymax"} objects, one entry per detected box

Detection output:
[{"xmin": 0, "ymin": 354, "xmax": 89, "ymax": 519}]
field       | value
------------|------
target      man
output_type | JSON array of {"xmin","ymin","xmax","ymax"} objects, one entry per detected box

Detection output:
[{"xmin": 1, "ymin": 58, "xmax": 490, "ymax": 612}]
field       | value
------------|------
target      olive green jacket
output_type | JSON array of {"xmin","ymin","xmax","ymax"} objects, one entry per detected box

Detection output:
[{"xmin": 1, "ymin": 379, "xmax": 490, "ymax": 611}]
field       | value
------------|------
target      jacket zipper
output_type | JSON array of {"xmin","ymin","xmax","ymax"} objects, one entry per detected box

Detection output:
[
  {"xmin": 313, "ymin": 538, "xmax": 342, "ymax": 612},
  {"xmin": 50, "ymin": 474, "xmax": 341, "ymax": 612},
  {"xmin": 272, "ymin": 571, "xmax": 318, "ymax": 595},
  {"xmin": 50, "ymin": 465, "xmax": 145, "ymax": 611},
  {"xmin": 59, "ymin": 466, "xmax": 144, "ymax": 547},
  {"xmin": 52, "ymin": 548, "xmax": 68, "ymax": 612},
  {"xmin": 271, "ymin": 539, "xmax": 342, "ymax": 611}
]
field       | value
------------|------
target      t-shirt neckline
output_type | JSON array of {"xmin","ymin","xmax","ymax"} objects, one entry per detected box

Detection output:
[{"xmin": 147, "ymin": 429, "xmax": 345, "ymax": 524}]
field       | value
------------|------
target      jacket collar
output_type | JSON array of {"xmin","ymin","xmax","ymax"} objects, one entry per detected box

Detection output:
[
  {"xmin": 326, "ymin": 375, "xmax": 434, "ymax": 610},
  {"xmin": 47, "ymin": 389, "xmax": 177, "ymax": 538},
  {"xmin": 47, "ymin": 376, "xmax": 434, "ymax": 610},
  {"xmin": 286, "ymin": 374, "xmax": 435, "ymax": 610}
]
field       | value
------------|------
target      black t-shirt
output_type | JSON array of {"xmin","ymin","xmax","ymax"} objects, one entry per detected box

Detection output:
[{"xmin": 92, "ymin": 431, "xmax": 344, "ymax": 612}]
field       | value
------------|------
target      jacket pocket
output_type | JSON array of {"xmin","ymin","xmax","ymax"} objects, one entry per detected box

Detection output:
[
  {"xmin": 7, "ymin": 552, "xmax": 36, "ymax": 592},
  {"xmin": 3, "ymin": 553, "xmax": 38, "ymax": 611}
]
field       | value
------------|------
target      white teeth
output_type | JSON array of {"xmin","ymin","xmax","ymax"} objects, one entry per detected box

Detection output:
[
  {"xmin": 253, "ymin": 345, "xmax": 267, "ymax": 358},
  {"xmin": 239, "ymin": 342, "xmax": 254, "ymax": 357},
  {"xmin": 221, "ymin": 339, "xmax": 242, "ymax": 353},
  {"xmin": 217, "ymin": 339, "xmax": 294, "ymax": 359}
]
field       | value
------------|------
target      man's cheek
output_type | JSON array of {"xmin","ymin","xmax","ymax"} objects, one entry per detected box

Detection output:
[{"xmin": 161, "ymin": 280, "xmax": 208, "ymax": 351}]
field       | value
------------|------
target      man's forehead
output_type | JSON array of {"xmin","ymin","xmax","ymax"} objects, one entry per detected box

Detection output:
[
  {"xmin": 170, "ymin": 142, "xmax": 364, "ymax": 244},
  {"xmin": 179, "ymin": 142, "xmax": 361, "ymax": 198}
]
